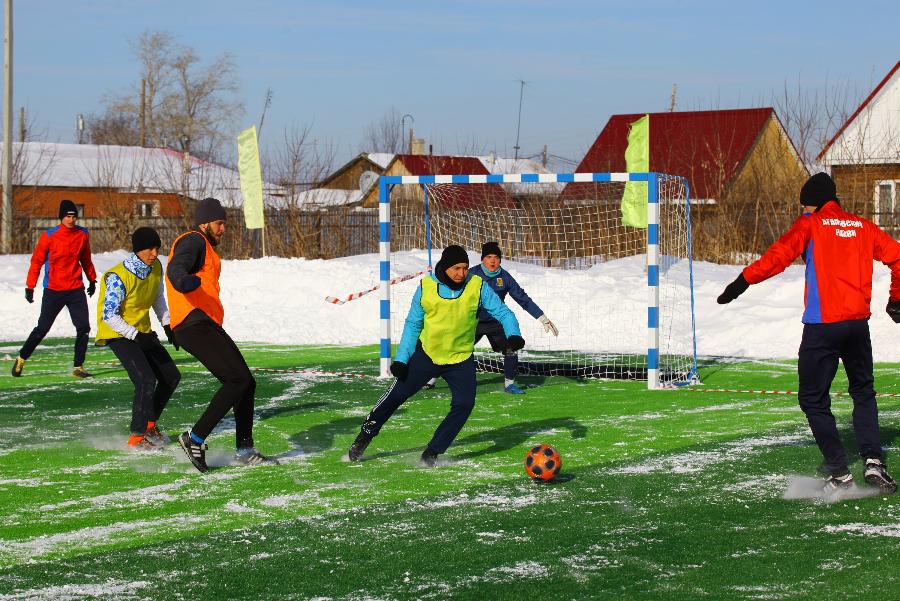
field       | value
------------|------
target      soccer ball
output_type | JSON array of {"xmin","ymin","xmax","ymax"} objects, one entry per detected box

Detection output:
[{"xmin": 524, "ymin": 444, "xmax": 561, "ymax": 481}]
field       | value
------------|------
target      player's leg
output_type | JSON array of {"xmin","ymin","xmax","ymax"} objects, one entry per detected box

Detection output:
[
  {"xmin": 65, "ymin": 289, "xmax": 92, "ymax": 376},
  {"xmin": 423, "ymin": 355, "xmax": 476, "ymax": 462},
  {"xmin": 349, "ymin": 347, "xmax": 437, "ymax": 460},
  {"xmin": 18, "ymin": 289, "xmax": 67, "ymax": 363},
  {"xmin": 143, "ymin": 335, "xmax": 181, "ymax": 443},
  {"xmin": 841, "ymin": 320, "xmax": 896, "ymax": 493},
  {"xmin": 797, "ymin": 322, "xmax": 847, "ymax": 479},
  {"xmin": 481, "ymin": 320, "xmax": 521, "ymax": 394},
  {"xmin": 107, "ymin": 337, "xmax": 160, "ymax": 449}
]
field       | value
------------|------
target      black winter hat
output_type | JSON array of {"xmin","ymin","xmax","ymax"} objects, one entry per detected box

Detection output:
[
  {"xmin": 132, "ymin": 226, "xmax": 162, "ymax": 253},
  {"xmin": 481, "ymin": 241, "xmax": 502, "ymax": 260},
  {"xmin": 800, "ymin": 172, "xmax": 837, "ymax": 208},
  {"xmin": 59, "ymin": 199, "xmax": 78, "ymax": 220},
  {"xmin": 193, "ymin": 197, "xmax": 226, "ymax": 226},
  {"xmin": 435, "ymin": 245, "xmax": 470, "ymax": 290}
]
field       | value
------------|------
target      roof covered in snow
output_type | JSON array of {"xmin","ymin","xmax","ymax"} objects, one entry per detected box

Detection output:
[{"xmin": 1, "ymin": 142, "xmax": 285, "ymax": 208}]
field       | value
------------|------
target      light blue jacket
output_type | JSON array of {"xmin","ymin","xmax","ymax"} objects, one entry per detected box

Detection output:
[{"xmin": 395, "ymin": 274, "xmax": 521, "ymax": 363}]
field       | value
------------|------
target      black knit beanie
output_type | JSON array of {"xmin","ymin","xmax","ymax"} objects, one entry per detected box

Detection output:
[
  {"xmin": 435, "ymin": 245, "xmax": 470, "ymax": 290},
  {"xmin": 132, "ymin": 226, "xmax": 162, "ymax": 253},
  {"xmin": 193, "ymin": 197, "xmax": 226, "ymax": 226},
  {"xmin": 58, "ymin": 199, "xmax": 78, "ymax": 220},
  {"xmin": 481, "ymin": 241, "xmax": 502, "ymax": 260},
  {"xmin": 800, "ymin": 172, "xmax": 837, "ymax": 209}
]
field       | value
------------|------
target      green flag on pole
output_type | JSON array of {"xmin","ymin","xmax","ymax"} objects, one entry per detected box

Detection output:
[
  {"xmin": 237, "ymin": 125, "xmax": 265, "ymax": 230},
  {"xmin": 621, "ymin": 114, "xmax": 649, "ymax": 228}
]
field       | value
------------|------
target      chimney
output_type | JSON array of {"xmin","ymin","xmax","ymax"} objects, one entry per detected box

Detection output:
[{"xmin": 411, "ymin": 138, "xmax": 426, "ymax": 155}]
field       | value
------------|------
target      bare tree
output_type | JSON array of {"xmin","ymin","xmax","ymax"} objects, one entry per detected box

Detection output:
[
  {"xmin": 95, "ymin": 30, "xmax": 244, "ymax": 160},
  {"xmin": 360, "ymin": 107, "xmax": 405, "ymax": 153}
]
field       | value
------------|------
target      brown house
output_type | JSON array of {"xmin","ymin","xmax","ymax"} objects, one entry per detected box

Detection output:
[
  {"xmin": 818, "ymin": 60, "xmax": 900, "ymax": 235},
  {"xmin": 2, "ymin": 142, "xmax": 282, "ymax": 253},
  {"xmin": 563, "ymin": 108, "xmax": 809, "ymax": 261}
]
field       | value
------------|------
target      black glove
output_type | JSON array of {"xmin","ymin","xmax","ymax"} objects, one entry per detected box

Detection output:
[
  {"xmin": 134, "ymin": 331, "xmax": 159, "ymax": 351},
  {"xmin": 505, "ymin": 335, "xmax": 525, "ymax": 353},
  {"xmin": 163, "ymin": 324, "xmax": 180, "ymax": 350},
  {"xmin": 717, "ymin": 273, "xmax": 750, "ymax": 304},
  {"xmin": 25, "ymin": 288, "xmax": 34, "ymax": 304},
  {"xmin": 181, "ymin": 275, "xmax": 201, "ymax": 292},
  {"xmin": 86, "ymin": 280, "xmax": 96, "ymax": 297},
  {"xmin": 887, "ymin": 300, "xmax": 900, "ymax": 324},
  {"xmin": 390, "ymin": 361, "xmax": 409, "ymax": 381}
]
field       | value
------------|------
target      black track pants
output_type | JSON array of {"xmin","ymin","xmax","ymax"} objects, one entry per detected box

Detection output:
[
  {"xmin": 797, "ymin": 319, "xmax": 883, "ymax": 476},
  {"xmin": 476, "ymin": 319, "xmax": 517, "ymax": 380},
  {"xmin": 108, "ymin": 336, "xmax": 181, "ymax": 435},
  {"xmin": 362, "ymin": 347, "xmax": 476, "ymax": 454},
  {"xmin": 20, "ymin": 288, "xmax": 90, "ymax": 367},
  {"xmin": 174, "ymin": 319, "xmax": 256, "ymax": 448}
]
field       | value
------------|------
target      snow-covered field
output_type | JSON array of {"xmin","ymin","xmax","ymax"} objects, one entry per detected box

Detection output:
[{"xmin": 2, "ymin": 249, "xmax": 900, "ymax": 361}]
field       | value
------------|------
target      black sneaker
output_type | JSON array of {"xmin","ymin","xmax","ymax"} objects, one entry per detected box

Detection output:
[
  {"xmin": 348, "ymin": 432, "xmax": 372, "ymax": 461},
  {"xmin": 864, "ymin": 458, "xmax": 897, "ymax": 494},
  {"xmin": 823, "ymin": 472, "xmax": 854, "ymax": 494},
  {"xmin": 177, "ymin": 432, "xmax": 209, "ymax": 473},
  {"xmin": 11, "ymin": 357, "xmax": 24, "ymax": 377},
  {"xmin": 420, "ymin": 448, "xmax": 439, "ymax": 467},
  {"xmin": 71, "ymin": 366, "xmax": 93, "ymax": 378},
  {"xmin": 235, "ymin": 447, "xmax": 280, "ymax": 466}
]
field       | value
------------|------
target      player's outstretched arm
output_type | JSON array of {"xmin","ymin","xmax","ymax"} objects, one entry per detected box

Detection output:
[{"xmin": 506, "ymin": 272, "xmax": 544, "ymax": 319}]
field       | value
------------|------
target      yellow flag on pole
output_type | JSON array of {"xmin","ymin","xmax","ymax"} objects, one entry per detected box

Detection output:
[
  {"xmin": 237, "ymin": 125, "xmax": 264, "ymax": 230},
  {"xmin": 621, "ymin": 114, "xmax": 649, "ymax": 228}
]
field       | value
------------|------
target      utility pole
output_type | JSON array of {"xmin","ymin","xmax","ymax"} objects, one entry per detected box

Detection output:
[
  {"xmin": 258, "ymin": 87, "xmax": 273, "ymax": 141},
  {"xmin": 2, "ymin": 0, "xmax": 13, "ymax": 253},
  {"xmin": 669, "ymin": 84, "xmax": 678, "ymax": 112},
  {"xmin": 513, "ymin": 79, "xmax": 527, "ymax": 160}
]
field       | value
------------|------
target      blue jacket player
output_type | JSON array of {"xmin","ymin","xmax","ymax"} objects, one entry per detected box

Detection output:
[
  {"xmin": 426, "ymin": 241, "xmax": 558, "ymax": 394},
  {"xmin": 348, "ymin": 245, "xmax": 523, "ymax": 466}
]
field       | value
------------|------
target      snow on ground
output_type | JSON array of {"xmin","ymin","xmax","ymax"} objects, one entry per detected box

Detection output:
[{"xmin": 2, "ymin": 249, "xmax": 900, "ymax": 361}]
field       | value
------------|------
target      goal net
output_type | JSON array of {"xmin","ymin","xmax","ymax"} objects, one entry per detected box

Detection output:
[{"xmin": 378, "ymin": 172, "xmax": 697, "ymax": 389}]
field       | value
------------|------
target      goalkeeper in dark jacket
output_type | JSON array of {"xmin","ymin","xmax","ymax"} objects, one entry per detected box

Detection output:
[
  {"xmin": 718, "ymin": 172, "xmax": 900, "ymax": 495},
  {"xmin": 348, "ymin": 245, "xmax": 522, "ymax": 466}
]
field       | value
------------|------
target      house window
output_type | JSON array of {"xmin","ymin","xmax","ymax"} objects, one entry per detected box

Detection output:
[
  {"xmin": 76, "ymin": 204, "xmax": 86, "ymax": 218},
  {"xmin": 874, "ymin": 181, "xmax": 900, "ymax": 230},
  {"xmin": 135, "ymin": 200, "xmax": 159, "ymax": 218}
]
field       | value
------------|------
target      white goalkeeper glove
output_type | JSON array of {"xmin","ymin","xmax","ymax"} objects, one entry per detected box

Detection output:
[{"xmin": 538, "ymin": 314, "xmax": 558, "ymax": 337}]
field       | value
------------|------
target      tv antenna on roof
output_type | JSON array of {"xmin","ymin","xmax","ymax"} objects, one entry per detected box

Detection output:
[{"xmin": 513, "ymin": 79, "xmax": 528, "ymax": 160}]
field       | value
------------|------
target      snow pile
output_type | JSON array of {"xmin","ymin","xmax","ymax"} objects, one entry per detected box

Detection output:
[{"xmin": 2, "ymin": 249, "xmax": 900, "ymax": 361}]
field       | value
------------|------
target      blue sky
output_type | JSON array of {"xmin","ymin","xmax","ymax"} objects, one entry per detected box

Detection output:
[{"xmin": 4, "ymin": 0, "xmax": 898, "ymax": 167}]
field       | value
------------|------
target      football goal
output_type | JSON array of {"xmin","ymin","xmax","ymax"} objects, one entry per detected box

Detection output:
[{"xmin": 376, "ymin": 171, "xmax": 698, "ymax": 389}]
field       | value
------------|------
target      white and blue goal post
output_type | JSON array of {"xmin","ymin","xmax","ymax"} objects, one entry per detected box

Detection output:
[{"xmin": 377, "ymin": 171, "xmax": 698, "ymax": 389}]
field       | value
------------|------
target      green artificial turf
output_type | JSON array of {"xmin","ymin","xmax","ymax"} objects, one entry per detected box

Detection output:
[{"xmin": 0, "ymin": 339, "xmax": 898, "ymax": 599}]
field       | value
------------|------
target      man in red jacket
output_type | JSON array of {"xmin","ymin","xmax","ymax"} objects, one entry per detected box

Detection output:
[
  {"xmin": 718, "ymin": 173, "xmax": 900, "ymax": 496},
  {"xmin": 12, "ymin": 200, "xmax": 97, "ymax": 378}
]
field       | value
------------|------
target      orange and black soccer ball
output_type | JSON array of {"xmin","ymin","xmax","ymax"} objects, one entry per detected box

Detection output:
[{"xmin": 524, "ymin": 444, "xmax": 561, "ymax": 481}]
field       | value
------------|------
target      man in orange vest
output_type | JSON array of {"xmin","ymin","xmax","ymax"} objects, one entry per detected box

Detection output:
[{"xmin": 166, "ymin": 197, "xmax": 277, "ymax": 473}]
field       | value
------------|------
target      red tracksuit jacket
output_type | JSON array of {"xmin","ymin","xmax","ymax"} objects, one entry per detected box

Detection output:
[
  {"xmin": 742, "ymin": 201, "xmax": 900, "ymax": 324},
  {"xmin": 26, "ymin": 224, "xmax": 97, "ymax": 292}
]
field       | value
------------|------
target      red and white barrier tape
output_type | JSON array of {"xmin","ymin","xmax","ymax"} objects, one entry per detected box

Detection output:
[{"xmin": 325, "ymin": 269, "xmax": 431, "ymax": 305}]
